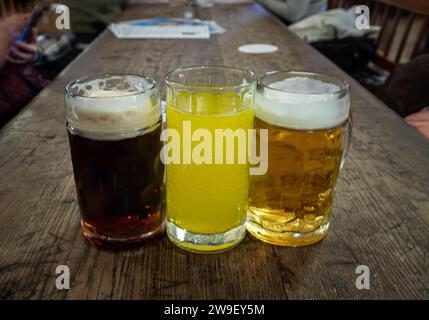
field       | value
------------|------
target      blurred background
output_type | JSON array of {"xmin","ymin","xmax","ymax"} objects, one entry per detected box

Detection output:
[{"xmin": 1, "ymin": 0, "xmax": 428, "ymax": 138}]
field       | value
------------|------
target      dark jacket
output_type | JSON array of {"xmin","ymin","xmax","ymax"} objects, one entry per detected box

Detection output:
[
  {"xmin": 378, "ymin": 54, "xmax": 429, "ymax": 117},
  {"xmin": 0, "ymin": 63, "xmax": 48, "ymax": 128}
]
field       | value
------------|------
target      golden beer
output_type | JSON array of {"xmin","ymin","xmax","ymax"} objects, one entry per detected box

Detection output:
[{"xmin": 247, "ymin": 71, "xmax": 351, "ymax": 247}]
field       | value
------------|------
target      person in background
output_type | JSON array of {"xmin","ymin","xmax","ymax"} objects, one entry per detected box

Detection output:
[
  {"xmin": 405, "ymin": 108, "xmax": 429, "ymax": 141},
  {"xmin": 0, "ymin": 14, "xmax": 28, "ymax": 67},
  {"xmin": 256, "ymin": 0, "xmax": 328, "ymax": 23},
  {"xmin": 0, "ymin": 14, "xmax": 48, "ymax": 128},
  {"xmin": 424, "ymin": 30, "xmax": 429, "ymax": 54},
  {"xmin": 378, "ymin": 54, "xmax": 429, "ymax": 141},
  {"xmin": 378, "ymin": 54, "xmax": 429, "ymax": 118},
  {"xmin": 61, "ymin": 0, "xmax": 128, "ymax": 43}
]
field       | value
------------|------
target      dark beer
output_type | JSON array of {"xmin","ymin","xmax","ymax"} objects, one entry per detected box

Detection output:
[
  {"xmin": 65, "ymin": 74, "xmax": 164, "ymax": 249},
  {"xmin": 68, "ymin": 124, "xmax": 164, "ymax": 248}
]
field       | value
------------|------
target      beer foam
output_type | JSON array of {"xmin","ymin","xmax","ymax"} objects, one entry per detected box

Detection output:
[
  {"xmin": 65, "ymin": 75, "xmax": 161, "ymax": 140},
  {"xmin": 255, "ymin": 77, "xmax": 349, "ymax": 130}
]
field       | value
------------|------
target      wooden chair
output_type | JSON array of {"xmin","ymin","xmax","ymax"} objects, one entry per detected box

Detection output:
[{"xmin": 328, "ymin": 0, "xmax": 429, "ymax": 70}]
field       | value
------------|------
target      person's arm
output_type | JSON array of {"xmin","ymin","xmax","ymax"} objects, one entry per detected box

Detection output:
[
  {"xmin": 7, "ymin": 27, "xmax": 39, "ymax": 64},
  {"xmin": 257, "ymin": 0, "xmax": 311, "ymax": 23},
  {"xmin": 0, "ymin": 26, "xmax": 11, "ymax": 68},
  {"xmin": 0, "ymin": 14, "xmax": 29, "ymax": 68}
]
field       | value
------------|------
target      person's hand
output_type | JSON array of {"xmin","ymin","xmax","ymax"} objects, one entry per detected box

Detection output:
[
  {"xmin": 0, "ymin": 14, "xmax": 30, "ymax": 67},
  {"xmin": 8, "ymin": 27, "xmax": 39, "ymax": 64},
  {"xmin": 0, "ymin": 14, "xmax": 30, "ymax": 44}
]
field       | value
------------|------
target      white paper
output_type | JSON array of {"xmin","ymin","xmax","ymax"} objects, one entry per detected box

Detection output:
[{"xmin": 109, "ymin": 24, "xmax": 210, "ymax": 39}]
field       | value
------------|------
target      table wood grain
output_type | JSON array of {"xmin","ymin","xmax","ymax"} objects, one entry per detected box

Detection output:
[{"xmin": 0, "ymin": 4, "xmax": 428, "ymax": 300}]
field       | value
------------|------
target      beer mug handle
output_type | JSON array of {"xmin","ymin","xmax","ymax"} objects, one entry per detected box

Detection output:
[{"xmin": 340, "ymin": 112, "xmax": 352, "ymax": 170}]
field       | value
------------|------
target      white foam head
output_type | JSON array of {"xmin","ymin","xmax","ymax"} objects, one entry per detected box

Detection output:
[
  {"xmin": 255, "ymin": 75, "xmax": 350, "ymax": 130},
  {"xmin": 65, "ymin": 74, "xmax": 161, "ymax": 140}
]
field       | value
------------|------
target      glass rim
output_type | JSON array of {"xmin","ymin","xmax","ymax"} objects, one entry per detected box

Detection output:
[
  {"xmin": 164, "ymin": 65, "xmax": 257, "ymax": 92},
  {"xmin": 259, "ymin": 70, "xmax": 350, "ymax": 96},
  {"xmin": 65, "ymin": 73, "xmax": 157, "ymax": 99}
]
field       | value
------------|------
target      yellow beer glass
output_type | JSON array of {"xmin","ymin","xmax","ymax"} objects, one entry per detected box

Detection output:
[
  {"xmin": 165, "ymin": 66, "xmax": 256, "ymax": 253},
  {"xmin": 247, "ymin": 71, "xmax": 351, "ymax": 247}
]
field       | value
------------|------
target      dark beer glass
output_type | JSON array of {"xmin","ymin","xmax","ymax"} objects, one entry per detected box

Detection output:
[{"xmin": 65, "ymin": 74, "xmax": 165, "ymax": 249}]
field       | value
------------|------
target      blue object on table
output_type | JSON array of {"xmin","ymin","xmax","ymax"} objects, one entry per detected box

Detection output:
[{"xmin": 129, "ymin": 18, "xmax": 218, "ymax": 33}]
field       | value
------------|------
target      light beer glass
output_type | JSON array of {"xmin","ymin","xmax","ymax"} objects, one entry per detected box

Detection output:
[
  {"xmin": 65, "ymin": 74, "xmax": 165, "ymax": 249},
  {"xmin": 247, "ymin": 71, "xmax": 351, "ymax": 247},
  {"xmin": 165, "ymin": 66, "xmax": 256, "ymax": 253}
]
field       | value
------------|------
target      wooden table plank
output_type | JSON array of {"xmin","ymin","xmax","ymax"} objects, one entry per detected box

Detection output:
[{"xmin": 0, "ymin": 4, "xmax": 428, "ymax": 299}]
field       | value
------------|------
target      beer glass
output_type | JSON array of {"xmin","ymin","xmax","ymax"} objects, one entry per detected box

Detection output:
[
  {"xmin": 165, "ymin": 66, "xmax": 256, "ymax": 253},
  {"xmin": 65, "ymin": 74, "xmax": 165, "ymax": 249},
  {"xmin": 247, "ymin": 71, "xmax": 351, "ymax": 247}
]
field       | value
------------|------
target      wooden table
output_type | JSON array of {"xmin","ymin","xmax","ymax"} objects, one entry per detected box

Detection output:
[{"xmin": 1, "ymin": 4, "xmax": 428, "ymax": 300}]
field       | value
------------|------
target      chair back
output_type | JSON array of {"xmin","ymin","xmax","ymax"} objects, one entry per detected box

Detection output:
[{"xmin": 329, "ymin": 0, "xmax": 429, "ymax": 70}]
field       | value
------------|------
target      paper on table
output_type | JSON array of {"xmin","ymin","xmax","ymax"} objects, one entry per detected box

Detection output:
[
  {"xmin": 109, "ymin": 23, "xmax": 210, "ymax": 39},
  {"xmin": 129, "ymin": 18, "xmax": 225, "ymax": 34},
  {"xmin": 109, "ymin": 18, "xmax": 226, "ymax": 39}
]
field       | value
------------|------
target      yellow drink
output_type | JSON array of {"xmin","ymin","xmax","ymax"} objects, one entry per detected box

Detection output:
[
  {"xmin": 166, "ymin": 90, "xmax": 254, "ymax": 252},
  {"xmin": 165, "ymin": 66, "xmax": 256, "ymax": 253}
]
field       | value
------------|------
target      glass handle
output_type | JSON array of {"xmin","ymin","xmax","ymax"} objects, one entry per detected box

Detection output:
[{"xmin": 340, "ymin": 111, "xmax": 353, "ymax": 171}]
